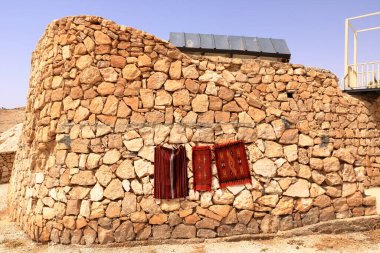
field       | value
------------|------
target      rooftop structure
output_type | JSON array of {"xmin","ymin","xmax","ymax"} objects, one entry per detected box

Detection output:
[{"xmin": 344, "ymin": 11, "xmax": 380, "ymax": 93}]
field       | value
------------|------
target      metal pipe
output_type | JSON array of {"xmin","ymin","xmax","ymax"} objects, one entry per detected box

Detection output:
[
  {"xmin": 357, "ymin": 26, "xmax": 380, "ymax": 33},
  {"xmin": 344, "ymin": 18, "xmax": 349, "ymax": 89},
  {"xmin": 348, "ymin": 11, "xmax": 380, "ymax": 21}
]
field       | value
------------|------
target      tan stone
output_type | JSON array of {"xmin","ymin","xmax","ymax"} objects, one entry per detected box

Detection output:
[
  {"xmin": 169, "ymin": 60, "xmax": 182, "ymax": 79},
  {"xmin": 264, "ymin": 141, "xmax": 283, "ymax": 158},
  {"xmin": 100, "ymin": 67, "xmax": 118, "ymax": 82},
  {"xmin": 182, "ymin": 65, "xmax": 199, "ymax": 79},
  {"xmin": 272, "ymin": 197, "xmax": 294, "ymax": 215},
  {"xmin": 116, "ymin": 160, "xmax": 135, "ymax": 179},
  {"xmin": 252, "ymin": 158, "xmax": 277, "ymax": 177},
  {"xmin": 76, "ymin": 55, "xmax": 93, "ymax": 70},
  {"xmin": 223, "ymin": 101, "xmax": 242, "ymax": 112},
  {"xmin": 147, "ymin": 72, "xmax": 168, "ymax": 89},
  {"xmin": 164, "ymin": 79, "xmax": 184, "ymax": 91},
  {"xmin": 333, "ymin": 148, "xmax": 355, "ymax": 164},
  {"xmin": 103, "ymin": 179, "xmax": 124, "ymax": 200},
  {"xmin": 284, "ymin": 145, "xmax": 298, "ymax": 162},
  {"xmin": 284, "ymin": 179, "xmax": 310, "ymax": 197},
  {"xmin": 233, "ymin": 190, "xmax": 254, "ymax": 210},
  {"xmin": 218, "ymin": 87, "xmax": 235, "ymax": 101},
  {"xmin": 103, "ymin": 149, "xmax": 121, "ymax": 164},
  {"xmin": 94, "ymin": 31, "xmax": 111, "ymax": 44},
  {"xmin": 122, "ymin": 64, "xmax": 141, "ymax": 80},
  {"xmin": 137, "ymin": 55, "xmax": 152, "ymax": 67},
  {"xmin": 173, "ymin": 89, "xmax": 190, "ymax": 106},
  {"xmin": 73, "ymin": 106, "xmax": 90, "ymax": 123},
  {"xmin": 149, "ymin": 214, "xmax": 167, "ymax": 225},
  {"xmin": 257, "ymin": 195, "xmax": 279, "ymax": 207},
  {"xmin": 110, "ymin": 55, "xmax": 126, "ymax": 68},
  {"xmin": 140, "ymin": 89, "xmax": 154, "ymax": 108},
  {"xmin": 299, "ymin": 134, "xmax": 314, "ymax": 147},
  {"xmin": 295, "ymin": 198, "xmax": 313, "ymax": 213},
  {"xmin": 154, "ymin": 58, "xmax": 171, "ymax": 73},
  {"xmin": 279, "ymin": 129, "xmax": 299, "ymax": 144},
  {"xmin": 102, "ymin": 95, "xmax": 119, "ymax": 115},
  {"xmin": 71, "ymin": 171, "xmax": 96, "ymax": 186},
  {"xmin": 257, "ymin": 123, "xmax": 276, "ymax": 140},
  {"xmin": 95, "ymin": 165, "xmax": 113, "ymax": 187},
  {"xmin": 323, "ymin": 157, "xmax": 340, "ymax": 172},
  {"xmin": 80, "ymin": 66, "xmax": 102, "ymax": 85}
]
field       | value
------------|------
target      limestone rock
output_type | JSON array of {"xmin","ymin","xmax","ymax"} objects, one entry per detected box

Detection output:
[
  {"xmin": 90, "ymin": 183, "xmax": 104, "ymax": 201},
  {"xmin": 103, "ymin": 179, "xmax": 124, "ymax": 200},
  {"xmin": 252, "ymin": 158, "xmax": 277, "ymax": 177},
  {"xmin": 272, "ymin": 197, "xmax": 294, "ymax": 215},
  {"xmin": 171, "ymin": 224, "xmax": 196, "ymax": 239},
  {"xmin": 80, "ymin": 66, "xmax": 102, "ymax": 85},
  {"xmin": 94, "ymin": 31, "xmax": 111, "ymax": 45},
  {"xmin": 122, "ymin": 64, "xmax": 141, "ymax": 80},
  {"xmin": 124, "ymin": 138, "xmax": 143, "ymax": 152},
  {"xmin": 213, "ymin": 189, "xmax": 235, "ymax": 205},
  {"xmin": 284, "ymin": 179, "xmax": 310, "ymax": 197},
  {"xmin": 233, "ymin": 190, "xmax": 254, "ymax": 210},
  {"xmin": 116, "ymin": 160, "xmax": 135, "ymax": 179},
  {"xmin": 192, "ymin": 94, "xmax": 209, "ymax": 112},
  {"xmin": 257, "ymin": 124, "xmax": 276, "ymax": 140},
  {"xmin": 164, "ymin": 80, "xmax": 184, "ymax": 91},
  {"xmin": 103, "ymin": 149, "xmax": 121, "ymax": 164},
  {"xmin": 147, "ymin": 72, "xmax": 168, "ymax": 89},
  {"xmin": 169, "ymin": 124, "xmax": 188, "ymax": 143},
  {"xmin": 134, "ymin": 159, "xmax": 153, "ymax": 178}
]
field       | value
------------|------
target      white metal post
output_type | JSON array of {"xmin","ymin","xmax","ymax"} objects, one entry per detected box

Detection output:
[{"xmin": 344, "ymin": 18, "xmax": 349, "ymax": 89}]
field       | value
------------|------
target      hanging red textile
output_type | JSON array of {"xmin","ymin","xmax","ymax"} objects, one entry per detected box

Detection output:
[
  {"xmin": 154, "ymin": 145, "xmax": 188, "ymax": 199},
  {"xmin": 192, "ymin": 146, "xmax": 212, "ymax": 191},
  {"xmin": 214, "ymin": 140, "xmax": 251, "ymax": 188}
]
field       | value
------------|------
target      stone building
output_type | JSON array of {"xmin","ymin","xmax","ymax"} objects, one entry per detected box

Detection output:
[
  {"xmin": 0, "ymin": 124, "xmax": 22, "ymax": 183},
  {"xmin": 7, "ymin": 16, "xmax": 380, "ymax": 245}
]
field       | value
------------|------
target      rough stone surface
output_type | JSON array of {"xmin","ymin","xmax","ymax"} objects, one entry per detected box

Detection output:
[{"xmin": 8, "ymin": 15, "xmax": 378, "ymax": 245}]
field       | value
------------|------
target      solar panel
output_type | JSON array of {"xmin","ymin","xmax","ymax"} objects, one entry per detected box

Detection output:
[
  {"xmin": 257, "ymin": 38, "xmax": 276, "ymax": 54},
  {"xmin": 229, "ymin": 36, "xmax": 245, "ymax": 51},
  {"xmin": 243, "ymin": 37, "xmax": 261, "ymax": 53},
  {"xmin": 214, "ymin": 35, "xmax": 230, "ymax": 50},
  {"xmin": 184, "ymin": 33, "xmax": 200, "ymax": 48},
  {"xmin": 200, "ymin": 34, "xmax": 215, "ymax": 49},
  {"xmin": 271, "ymin": 39, "xmax": 291, "ymax": 55},
  {"xmin": 169, "ymin": 32, "xmax": 185, "ymax": 47},
  {"xmin": 169, "ymin": 32, "xmax": 291, "ymax": 59}
]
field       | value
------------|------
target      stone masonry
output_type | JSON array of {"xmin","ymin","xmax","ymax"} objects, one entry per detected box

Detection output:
[
  {"xmin": 0, "ymin": 152, "xmax": 14, "ymax": 183},
  {"xmin": 7, "ymin": 16, "xmax": 379, "ymax": 244}
]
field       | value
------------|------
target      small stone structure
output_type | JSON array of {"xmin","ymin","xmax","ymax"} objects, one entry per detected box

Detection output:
[
  {"xmin": 7, "ymin": 16, "xmax": 380, "ymax": 244},
  {"xmin": 0, "ymin": 152, "xmax": 15, "ymax": 183},
  {"xmin": 0, "ymin": 124, "xmax": 22, "ymax": 183}
]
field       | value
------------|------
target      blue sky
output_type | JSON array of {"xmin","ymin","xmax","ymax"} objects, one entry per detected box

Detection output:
[{"xmin": 0, "ymin": 0, "xmax": 379, "ymax": 108}]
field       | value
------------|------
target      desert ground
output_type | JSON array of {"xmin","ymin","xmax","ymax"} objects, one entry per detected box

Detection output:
[
  {"xmin": 1, "ymin": 183, "xmax": 380, "ymax": 253},
  {"xmin": 0, "ymin": 108, "xmax": 24, "ymax": 134}
]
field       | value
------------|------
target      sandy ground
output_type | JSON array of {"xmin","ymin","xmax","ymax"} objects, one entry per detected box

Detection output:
[
  {"xmin": 1, "ymin": 183, "xmax": 380, "ymax": 253},
  {"xmin": 0, "ymin": 108, "xmax": 25, "ymax": 134}
]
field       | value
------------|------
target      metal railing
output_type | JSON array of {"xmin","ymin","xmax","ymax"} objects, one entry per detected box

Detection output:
[
  {"xmin": 344, "ymin": 12, "xmax": 380, "ymax": 90},
  {"xmin": 346, "ymin": 61, "xmax": 380, "ymax": 89}
]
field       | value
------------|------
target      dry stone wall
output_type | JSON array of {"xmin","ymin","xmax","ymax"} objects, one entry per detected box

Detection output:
[
  {"xmin": 7, "ymin": 16, "xmax": 379, "ymax": 244},
  {"xmin": 0, "ymin": 152, "xmax": 14, "ymax": 183}
]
